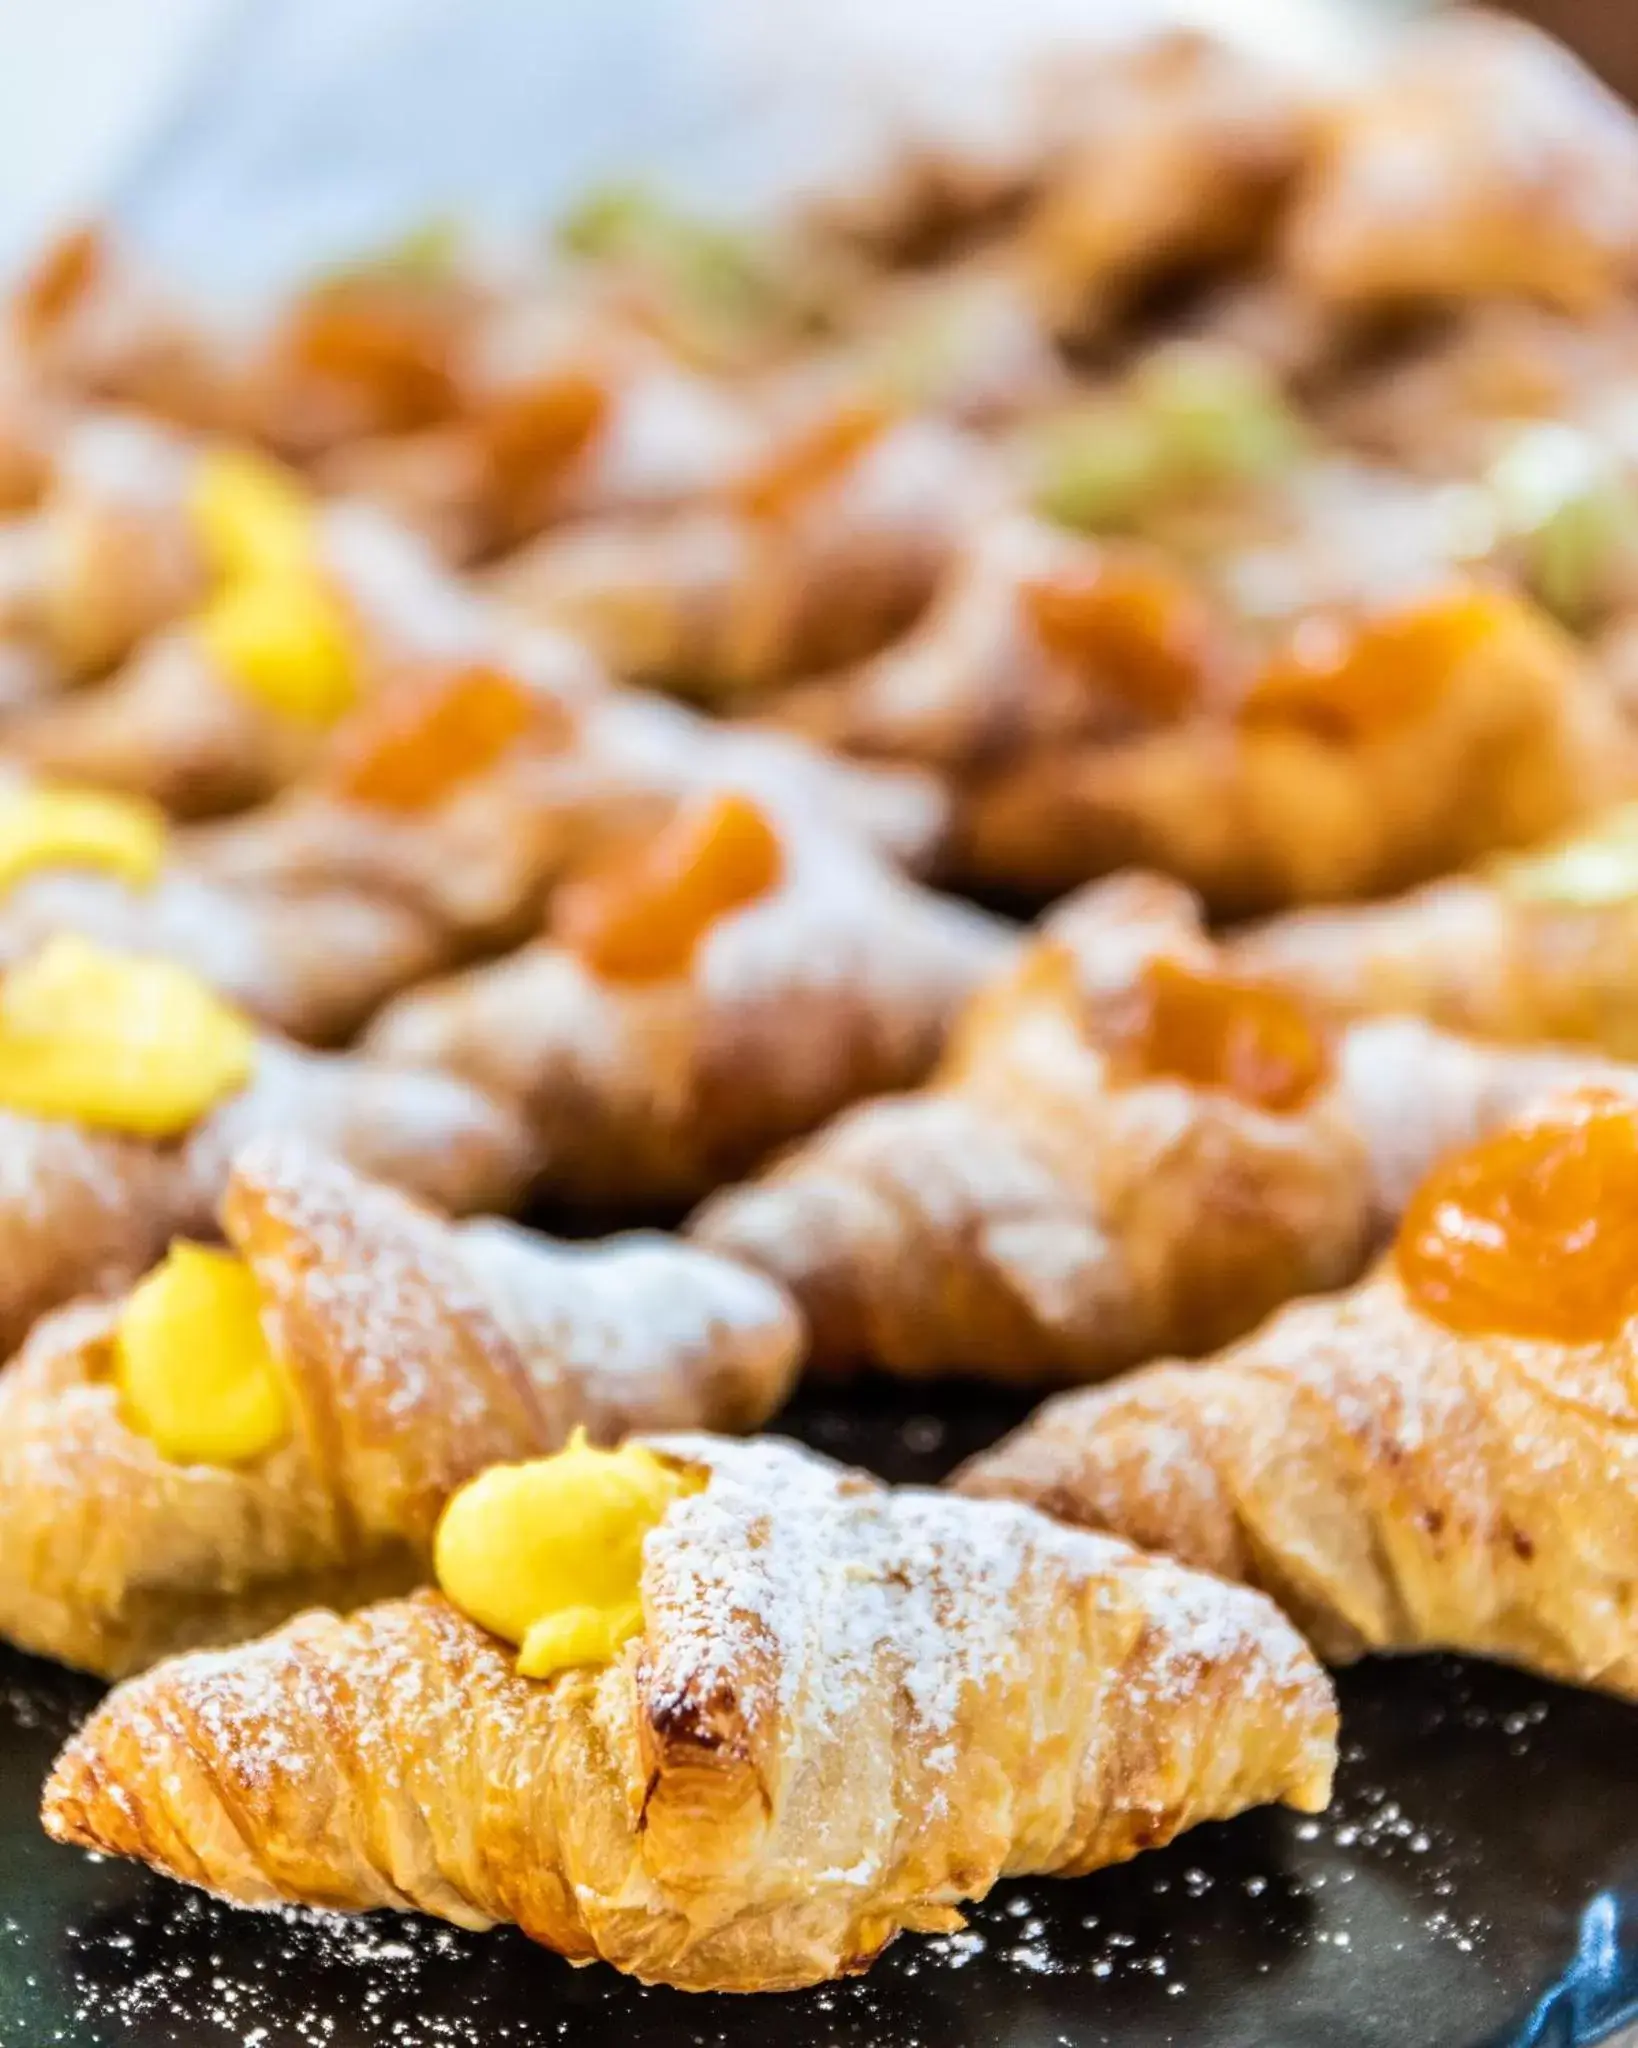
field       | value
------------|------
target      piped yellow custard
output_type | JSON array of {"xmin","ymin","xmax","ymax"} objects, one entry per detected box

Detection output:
[
  {"xmin": 116, "ymin": 1243, "xmax": 289, "ymax": 1465},
  {"xmin": 0, "ymin": 936, "xmax": 255, "ymax": 1135},
  {"xmin": 435, "ymin": 1433, "xmax": 700, "ymax": 1678},
  {"xmin": 0, "ymin": 784, "xmax": 166, "ymax": 893},
  {"xmin": 188, "ymin": 445, "xmax": 360, "ymax": 725}
]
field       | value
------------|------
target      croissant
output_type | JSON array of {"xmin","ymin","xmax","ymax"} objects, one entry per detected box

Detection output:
[
  {"xmin": 2, "ymin": 500, "xmax": 520, "ymax": 819},
  {"xmin": 488, "ymin": 409, "xmax": 992, "ymax": 705},
  {"xmin": 42, "ymin": 1434, "xmax": 1335, "ymax": 1987},
  {"xmin": 312, "ymin": 316, "xmax": 758, "ymax": 563},
  {"xmin": 0, "ymin": 412, "xmax": 209, "ymax": 682},
  {"xmin": 958, "ymin": 1086, "xmax": 1638, "ymax": 1697},
  {"xmin": 187, "ymin": 670, "xmax": 949, "ymax": 958},
  {"xmin": 0, "ymin": 1137, "xmax": 799, "ymax": 1677},
  {"xmin": 693, "ymin": 872, "xmax": 1638, "ymax": 1384},
  {"xmin": 1021, "ymin": 30, "xmax": 1314, "ymax": 338},
  {"xmin": 0, "ymin": 948, "xmax": 533, "ymax": 1359},
  {"xmin": 1231, "ymin": 806, "xmax": 1638, "ymax": 1059},
  {"xmin": 364, "ymin": 793, "xmax": 1011, "ymax": 1212},
  {"xmin": 954, "ymin": 581, "xmax": 1634, "ymax": 911},
  {"xmin": 769, "ymin": 514, "xmax": 1221, "ymax": 778},
  {"xmin": 1281, "ymin": 13, "xmax": 1638, "ymax": 317}
]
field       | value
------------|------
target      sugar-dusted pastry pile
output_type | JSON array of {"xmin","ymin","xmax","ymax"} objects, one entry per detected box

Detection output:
[{"xmin": 11, "ymin": 0, "xmax": 1638, "ymax": 1999}]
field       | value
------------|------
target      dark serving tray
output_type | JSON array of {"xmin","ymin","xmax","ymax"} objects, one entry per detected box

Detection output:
[{"xmin": 1, "ymin": 1379, "xmax": 1635, "ymax": 2048}]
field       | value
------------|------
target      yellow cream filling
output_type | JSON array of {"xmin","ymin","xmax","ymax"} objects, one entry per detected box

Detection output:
[
  {"xmin": 1495, "ymin": 804, "xmax": 1638, "ymax": 908},
  {"xmin": 0, "ymin": 935, "xmax": 255, "ymax": 1135},
  {"xmin": 434, "ymin": 1431, "xmax": 698, "ymax": 1679},
  {"xmin": 188, "ymin": 446, "xmax": 360, "ymax": 725},
  {"xmin": 116, "ymin": 1243, "xmax": 289, "ymax": 1465},
  {"xmin": 0, "ymin": 784, "xmax": 166, "ymax": 893}
]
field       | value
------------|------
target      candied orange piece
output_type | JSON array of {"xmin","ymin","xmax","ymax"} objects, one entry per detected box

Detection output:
[
  {"xmin": 326, "ymin": 663, "xmax": 564, "ymax": 812},
  {"xmin": 554, "ymin": 791, "xmax": 784, "ymax": 982},
  {"xmin": 731, "ymin": 398, "xmax": 894, "ymax": 522},
  {"xmin": 1099, "ymin": 956, "xmax": 1330, "ymax": 1114},
  {"xmin": 13, "ymin": 223, "xmax": 103, "ymax": 342},
  {"xmin": 1397, "ymin": 1093, "xmax": 1638, "ymax": 1345},
  {"xmin": 277, "ymin": 278, "xmax": 462, "ymax": 431},
  {"xmin": 1240, "ymin": 587, "xmax": 1523, "ymax": 743},
  {"xmin": 1022, "ymin": 554, "xmax": 1220, "ymax": 721}
]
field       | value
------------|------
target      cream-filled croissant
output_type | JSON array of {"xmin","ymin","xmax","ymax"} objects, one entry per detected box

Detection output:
[
  {"xmin": 955, "ymin": 582, "xmax": 1634, "ymax": 911},
  {"xmin": 1, "ymin": 461, "xmax": 537, "ymax": 819},
  {"xmin": 0, "ymin": 1137, "xmax": 799, "ymax": 1677},
  {"xmin": 488, "ymin": 405, "xmax": 992, "ymax": 705},
  {"xmin": 43, "ymin": 1433, "xmax": 1335, "ymax": 1988},
  {"xmin": 0, "ymin": 935, "xmax": 532, "ymax": 1357},
  {"xmin": 0, "ymin": 774, "xmax": 440, "ymax": 1044},
  {"xmin": 364, "ymin": 789, "xmax": 1011, "ymax": 1212},
  {"xmin": 693, "ymin": 872, "xmax": 1638, "ymax": 1384},
  {"xmin": 960, "ymin": 1087, "xmax": 1638, "ymax": 1698},
  {"xmin": 1231, "ymin": 804, "xmax": 1638, "ymax": 1060}
]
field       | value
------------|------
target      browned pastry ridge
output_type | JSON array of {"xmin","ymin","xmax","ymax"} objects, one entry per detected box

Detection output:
[
  {"xmin": 0, "ymin": 1136, "xmax": 800, "ymax": 1677},
  {"xmin": 692, "ymin": 872, "xmax": 1638, "ymax": 1384},
  {"xmin": 42, "ymin": 1434, "xmax": 1335, "ymax": 1988},
  {"xmin": 958, "ymin": 1086, "xmax": 1638, "ymax": 1697}
]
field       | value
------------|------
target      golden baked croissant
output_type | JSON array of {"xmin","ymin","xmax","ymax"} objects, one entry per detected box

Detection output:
[
  {"xmin": 0, "ymin": 1136, "xmax": 800, "ymax": 1677},
  {"xmin": 3, "ymin": 223, "xmax": 242, "ymax": 433},
  {"xmin": 958, "ymin": 1086, "xmax": 1638, "ymax": 1697},
  {"xmin": 693, "ymin": 872, "xmax": 1638, "ymax": 1384},
  {"xmin": 0, "ymin": 411, "xmax": 211, "ymax": 682},
  {"xmin": 0, "ymin": 772, "xmax": 440, "ymax": 1044},
  {"xmin": 488, "ymin": 406, "xmax": 992, "ymax": 705},
  {"xmin": 0, "ymin": 937, "xmax": 533, "ymax": 1357},
  {"xmin": 42, "ymin": 1433, "xmax": 1335, "ymax": 1987},
  {"xmin": 769, "ymin": 514, "xmax": 1222, "ymax": 777},
  {"xmin": 364, "ymin": 790, "xmax": 1011, "ymax": 1212},
  {"xmin": 2, "ymin": 493, "xmax": 520, "ymax": 818},
  {"xmin": 1231, "ymin": 805, "xmax": 1638, "ymax": 1059},
  {"xmin": 954, "ymin": 581, "xmax": 1634, "ymax": 911},
  {"xmin": 1281, "ymin": 12, "xmax": 1638, "ymax": 317},
  {"xmin": 1021, "ymin": 30, "xmax": 1314, "ymax": 338}
]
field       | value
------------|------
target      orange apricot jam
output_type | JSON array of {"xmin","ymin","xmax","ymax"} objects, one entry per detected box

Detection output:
[
  {"xmin": 277, "ymin": 280, "xmax": 462, "ymax": 431},
  {"xmin": 731, "ymin": 399, "xmax": 894, "ymax": 522},
  {"xmin": 1098, "ymin": 956, "xmax": 1330, "ymax": 1114},
  {"xmin": 1022, "ymin": 554, "xmax": 1219, "ymax": 722},
  {"xmin": 13, "ymin": 223, "xmax": 103, "ymax": 342},
  {"xmin": 553, "ymin": 791, "xmax": 784, "ymax": 982},
  {"xmin": 1396, "ymin": 1092, "xmax": 1638, "ymax": 1345},
  {"xmin": 474, "ymin": 370, "xmax": 612, "ymax": 517},
  {"xmin": 325, "ymin": 663, "xmax": 563, "ymax": 812},
  {"xmin": 1239, "ymin": 587, "xmax": 1518, "ymax": 744}
]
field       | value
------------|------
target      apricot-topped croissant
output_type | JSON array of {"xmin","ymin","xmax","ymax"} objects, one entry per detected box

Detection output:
[
  {"xmin": 0, "ymin": 1137, "xmax": 799, "ymax": 1678},
  {"xmin": 694, "ymin": 872, "xmax": 1638, "ymax": 1384},
  {"xmin": 365, "ymin": 787, "xmax": 1011, "ymax": 1212},
  {"xmin": 960, "ymin": 1087, "xmax": 1638, "ymax": 1698},
  {"xmin": 43, "ymin": 1433, "xmax": 1335, "ymax": 1988},
  {"xmin": 955, "ymin": 581, "xmax": 1634, "ymax": 911},
  {"xmin": 1232, "ymin": 802, "xmax": 1638, "ymax": 1060}
]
